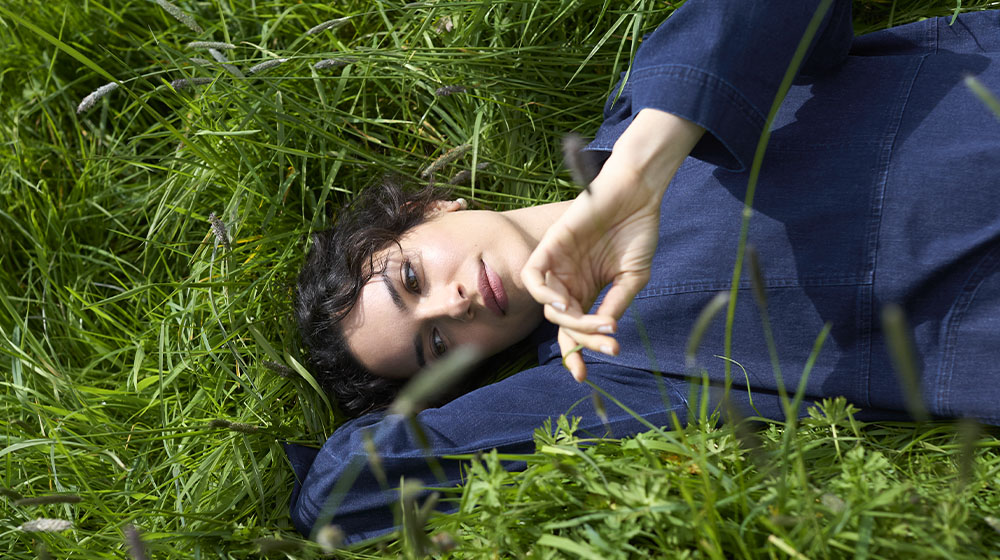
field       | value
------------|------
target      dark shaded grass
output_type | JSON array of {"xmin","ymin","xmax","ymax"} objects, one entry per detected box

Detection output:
[{"xmin": 1, "ymin": 0, "xmax": 998, "ymax": 557}]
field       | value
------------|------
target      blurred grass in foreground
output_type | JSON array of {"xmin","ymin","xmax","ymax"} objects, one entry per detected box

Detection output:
[{"xmin": 1, "ymin": 0, "xmax": 999, "ymax": 557}]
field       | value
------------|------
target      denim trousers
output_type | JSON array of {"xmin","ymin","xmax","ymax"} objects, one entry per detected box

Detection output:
[{"xmin": 289, "ymin": 5, "xmax": 1000, "ymax": 542}]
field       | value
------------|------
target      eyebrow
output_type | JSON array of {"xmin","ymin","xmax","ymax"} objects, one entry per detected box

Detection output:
[
  {"xmin": 380, "ymin": 268, "xmax": 426, "ymax": 369},
  {"xmin": 381, "ymin": 272, "xmax": 405, "ymax": 311}
]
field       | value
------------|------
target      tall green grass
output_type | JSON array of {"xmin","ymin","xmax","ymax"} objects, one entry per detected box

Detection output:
[{"xmin": 1, "ymin": 0, "xmax": 998, "ymax": 558}]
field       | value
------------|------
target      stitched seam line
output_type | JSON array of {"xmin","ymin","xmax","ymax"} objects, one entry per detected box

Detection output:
[
  {"xmin": 630, "ymin": 64, "xmax": 766, "ymax": 130},
  {"xmin": 935, "ymin": 243, "xmax": 1000, "ymax": 417},
  {"xmin": 867, "ymin": 54, "xmax": 928, "ymax": 407}
]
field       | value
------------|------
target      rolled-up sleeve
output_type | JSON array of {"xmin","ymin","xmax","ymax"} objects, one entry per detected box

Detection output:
[{"xmin": 590, "ymin": 0, "xmax": 853, "ymax": 171}]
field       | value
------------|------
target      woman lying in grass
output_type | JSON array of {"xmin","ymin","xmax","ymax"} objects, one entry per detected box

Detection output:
[{"xmin": 289, "ymin": 0, "xmax": 1000, "ymax": 542}]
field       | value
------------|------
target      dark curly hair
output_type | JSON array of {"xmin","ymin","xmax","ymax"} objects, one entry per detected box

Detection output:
[{"xmin": 295, "ymin": 177, "xmax": 451, "ymax": 417}]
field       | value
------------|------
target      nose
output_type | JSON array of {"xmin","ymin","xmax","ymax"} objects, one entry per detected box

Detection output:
[{"xmin": 424, "ymin": 282, "xmax": 473, "ymax": 321}]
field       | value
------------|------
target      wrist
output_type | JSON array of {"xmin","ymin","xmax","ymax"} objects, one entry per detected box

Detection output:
[{"xmin": 606, "ymin": 108, "xmax": 704, "ymax": 194}]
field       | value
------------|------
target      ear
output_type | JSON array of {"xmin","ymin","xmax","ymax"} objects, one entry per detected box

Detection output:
[{"xmin": 424, "ymin": 198, "xmax": 468, "ymax": 217}]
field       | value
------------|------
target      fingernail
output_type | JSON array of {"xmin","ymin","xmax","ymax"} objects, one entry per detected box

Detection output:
[
  {"xmin": 598, "ymin": 325, "xmax": 614, "ymax": 334},
  {"xmin": 455, "ymin": 197, "xmax": 468, "ymax": 209},
  {"xmin": 551, "ymin": 301, "xmax": 567, "ymax": 312},
  {"xmin": 600, "ymin": 344, "xmax": 614, "ymax": 355}
]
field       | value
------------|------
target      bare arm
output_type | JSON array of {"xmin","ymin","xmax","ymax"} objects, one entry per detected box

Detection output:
[{"xmin": 521, "ymin": 109, "xmax": 704, "ymax": 381}]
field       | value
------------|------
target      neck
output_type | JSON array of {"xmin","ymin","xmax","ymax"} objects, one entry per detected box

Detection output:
[{"xmin": 500, "ymin": 199, "xmax": 572, "ymax": 249}]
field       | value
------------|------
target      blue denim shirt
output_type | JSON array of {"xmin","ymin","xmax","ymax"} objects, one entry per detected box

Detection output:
[{"xmin": 289, "ymin": 1, "xmax": 1000, "ymax": 542}]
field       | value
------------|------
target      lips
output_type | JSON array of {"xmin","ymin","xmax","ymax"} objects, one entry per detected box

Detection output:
[{"xmin": 479, "ymin": 260, "xmax": 508, "ymax": 317}]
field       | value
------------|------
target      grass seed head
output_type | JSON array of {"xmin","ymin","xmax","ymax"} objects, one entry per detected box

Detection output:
[
  {"xmin": 820, "ymin": 493, "xmax": 846, "ymax": 513},
  {"xmin": 20, "ymin": 518, "xmax": 73, "ymax": 532},
  {"xmin": 155, "ymin": 0, "xmax": 204, "ymax": 33},
  {"xmin": 169, "ymin": 77, "xmax": 213, "ymax": 90},
  {"xmin": 208, "ymin": 48, "xmax": 228, "ymax": 63},
  {"xmin": 316, "ymin": 525, "xmax": 344, "ymax": 553},
  {"xmin": 314, "ymin": 58, "xmax": 355, "ymax": 70},
  {"xmin": 187, "ymin": 41, "xmax": 236, "ymax": 50},
  {"xmin": 447, "ymin": 162, "xmax": 489, "ymax": 185},
  {"xmin": 685, "ymin": 291, "xmax": 730, "ymax": 369},
  {"xmin": 263, "ymin": 360, "xmax": 294, "ymax": 378},
  {"xmin": 247, "ymin": 58, "xmax": 288, "ymax": 75},
  {"xmin": 254, "ymin": 538, "xmax": 302, "ymax": 555},
  {"xmin": 14, "ymin": 494, "xmax": 82, "ymax": 506},
  {"xmin": 362, "ymin": 429, "xmax": 388, "ymax": 488},
  {"xmin": 205, "ymin": 49, "xmax": 243, "ymax": 77},
  {"xmin": 881, "ymin": 304, "xmax": 929, "ymax": 421},
  {"xmin": 435, "ymin": 84, "xmax": 467, "ymax": 96},
  {"xmin": 207, "ymin": 418, "xmax": 259, "ymax": 433},
  {"xmin": 747, "ymin": 245, "xmax": 768, "ymax": 309},
  {"xmin": 562, "ymin": 133, "xmax": 600, "ymax": 190},
  {"xmin": 76, "ymin": 82, "xmax": 119, "ymax": 114},
  {"xmin": 124, "ymin": 524, "xmax": 148, "ymax": 560},
  {"xmin": 431, "ymin": 531, "xmax": 457, "ymax": 552},
  {"xmin": 434, "ymin": 16, "xmax": 454, "ymax": 34},
  {"xmin": 306, "ymin": 17, "xmax": 350, "ymax": 35},
  {"xmin": 420, "ymin": 143, "xmax": 471, "ymax": 179},
  {"xmin": 208, "ymin": 212, "xmax": 231, "ymax": 251},
  {"xmin": 226, "ymin": 422, "xmax": 259, "ymax": 434}
]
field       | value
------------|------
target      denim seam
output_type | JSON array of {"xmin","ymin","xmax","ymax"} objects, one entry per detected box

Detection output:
[
  {"xmin": 630, "ymin": 64, "xmax": 765, "ymax": 130},
  {"xmin": 935, "ymin": 243, "xmax": 1000, "ymax": 417},
  {"xmin": 631, "ymin": 278, "xmax": 870, "ymax": 300},
  {"xmin": 767, "ymin": 139, "xmax": 883, "ymax": 152},
  {"xmin": 868, "ymin": 54, "xmax": 930, "ymax": 407}
]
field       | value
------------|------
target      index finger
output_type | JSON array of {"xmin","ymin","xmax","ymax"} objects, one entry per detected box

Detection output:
[{"xmin": 521, "ymin": 252, "xmax": 567, "ymax": 309}]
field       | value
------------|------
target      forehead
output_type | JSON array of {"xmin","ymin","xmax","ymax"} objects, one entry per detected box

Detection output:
[{"xmin": 342, "ymin": 257, "xmax": 418, "ymax": 379}]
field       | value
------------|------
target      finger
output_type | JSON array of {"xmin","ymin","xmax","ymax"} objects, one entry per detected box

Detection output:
[
  {"xmin": 558, "ymin": 330, "xmax": 588, "ymax": 382},
  {"xmin": 562, "ymin": 326, "xmax": 619, "ymax": 358},
  {"xmin": 595, "ymin": 271, "xmax": 651, "ymax": 321},
  {"xmin": 542, "ymin": 271, "xmax": 576, "ymax": 313},
  {"xmin": 544, "ymin": 304, "xmax": 617, "ymax": 335},
  {"xmin": 520, "ymin": 254, "xmax": 566, "ymax": 308}
]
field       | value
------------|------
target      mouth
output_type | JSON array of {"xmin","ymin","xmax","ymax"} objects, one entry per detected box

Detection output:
[{"xmin": 479, "ymin": 259, "xmax": 508, "ymax": 317}]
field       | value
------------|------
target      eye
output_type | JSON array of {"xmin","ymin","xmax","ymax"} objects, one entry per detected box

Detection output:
[
  {"xmin": 431, "ymin": 329, "xmax": 447, "ymax": 358},
  {"xmin": 402, "ymin": 259, "xmax": 420, "ymax": 293}
]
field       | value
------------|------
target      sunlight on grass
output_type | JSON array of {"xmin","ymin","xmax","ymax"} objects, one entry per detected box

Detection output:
[{"xmin": 2, "ymin": 0, "xmax": 999, "ymax": 558}]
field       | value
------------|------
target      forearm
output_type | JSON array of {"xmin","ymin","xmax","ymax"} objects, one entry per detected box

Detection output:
[{"xmin": 599, "ymin": 108, "xmax": 704, "ymax": 198}]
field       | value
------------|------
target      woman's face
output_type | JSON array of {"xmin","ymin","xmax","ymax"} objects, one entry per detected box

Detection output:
[{"xmin": 342, "ymin": 206, "xmax": 545, "ymax": 379}]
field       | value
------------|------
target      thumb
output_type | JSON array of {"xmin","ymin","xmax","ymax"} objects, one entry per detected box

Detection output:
[{"xmin": 594, "ymin": 271, "xmax": 649, "ymax": 321}]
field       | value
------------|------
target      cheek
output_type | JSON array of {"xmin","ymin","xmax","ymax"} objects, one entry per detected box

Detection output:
[{"xmin": 420, "ymin": 235, "xmax": 471, "ymax": 269}]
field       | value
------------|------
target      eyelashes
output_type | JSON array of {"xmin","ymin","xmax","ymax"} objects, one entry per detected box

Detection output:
[
  {"xmin": 400, "ymin": 257, "xmax": 448, "ymax": 358},
  {"xmin": 431, "ymin": 329, "xmax": 447, "ymax": 358},
  {"xmin": 402, "ymin": 258, "xmax": 420, "ymax": 293}
]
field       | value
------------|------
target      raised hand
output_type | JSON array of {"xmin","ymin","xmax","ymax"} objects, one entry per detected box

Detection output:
[{"xmin": 521, "ymin": 109, "xmax": 704, "ymax": 381}]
